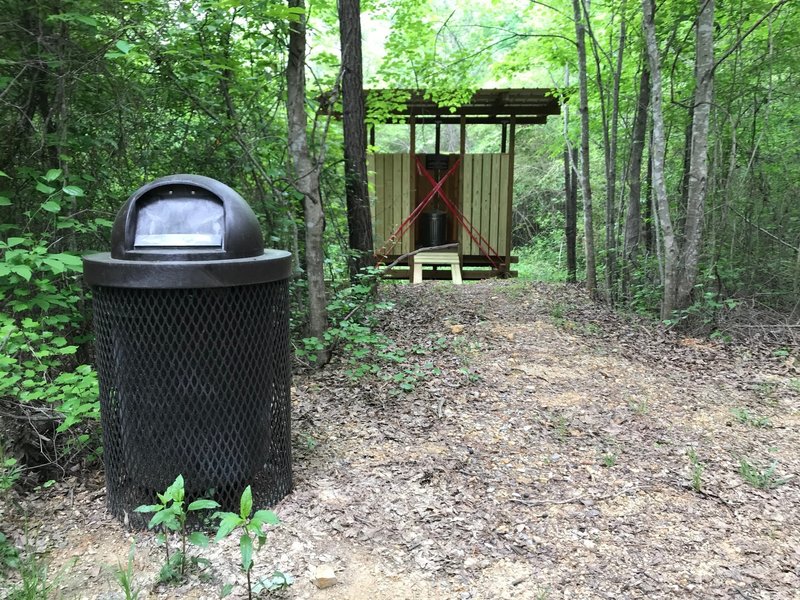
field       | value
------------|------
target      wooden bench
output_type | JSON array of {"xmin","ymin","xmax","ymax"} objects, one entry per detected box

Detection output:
[{"xmin": 411, "ymin": 250, "xmax": 462, "ymax": 284}]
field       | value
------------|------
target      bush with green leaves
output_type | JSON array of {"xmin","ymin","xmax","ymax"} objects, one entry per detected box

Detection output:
[
  {"xmin": 296, "ymin": 270, "xmax": 406, "ymax": 380},
  {"xmin": 1, "ymin": 170, "xmax": 106, "ymax": 481},
  {"xmin": 134, "ymin": 475, "xmax": 220, "ymax": 583}
]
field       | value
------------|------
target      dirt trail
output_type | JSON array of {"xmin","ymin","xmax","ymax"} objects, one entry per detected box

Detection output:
[{"xmin": 2, "ymin": 280, "xmax": 799, "ymax": 599}]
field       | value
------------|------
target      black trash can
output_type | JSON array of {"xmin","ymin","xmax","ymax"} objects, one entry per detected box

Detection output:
[
  {"xmin": 84, "ymin": 174, "xmax": 292, "ymax": 526},
  {"xmin": 420, "ymin": 210, "xmax": 448, "ymax": 247}
]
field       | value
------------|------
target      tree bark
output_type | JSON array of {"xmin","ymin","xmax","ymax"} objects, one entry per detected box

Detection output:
[
  {"xmin": 622, "ymin": 64, "xmax": 650, "ymax": 299},
  {"xmin": 605, "ymin": 10, "xmax": 626, "ymax": 303},
  {"xmin": 676, "ymin": 0, "xmax": 715, "ymax": 308},
  {"xmin": 565, "ymin": 145, "xmax": 578, "ymax": 284},
  {"xmin": 642, "ymin": 0, "xmax": 680, "ymax": 319},
  {"xmin": 338, "ymin": 0, "xmax": 374, "ymax": 279},
  {"xmin": 572, "ymin": 0, "xmax": 597, "ymax": 296},
  {"xmin": 563, "ymin": 65, "xmax": 577, "ymax": 284},
  {"xmin": 287, "ymin": 0, "xmax": 329, "ymax": 363}
]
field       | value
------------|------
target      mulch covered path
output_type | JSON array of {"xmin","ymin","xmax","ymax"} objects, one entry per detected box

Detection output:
[{"xmin": 2, "ymin": 280, "xmax": 799, "ymax": 599}]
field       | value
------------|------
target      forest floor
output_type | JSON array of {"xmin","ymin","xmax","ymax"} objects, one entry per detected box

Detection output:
[{"xmin": 2, "ymin": 280, "xmax": 800, "ymax": 599}]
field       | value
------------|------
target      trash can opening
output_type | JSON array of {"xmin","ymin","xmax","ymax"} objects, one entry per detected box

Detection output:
[{"xmin": 134, "ymin": 186, "xmax": 224, "ymax": 249}]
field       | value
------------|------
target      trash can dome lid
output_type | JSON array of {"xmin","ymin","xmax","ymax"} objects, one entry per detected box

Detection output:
[{"xmin": 111, "ymin": 174, "xmax": 263, "ymax": 262}]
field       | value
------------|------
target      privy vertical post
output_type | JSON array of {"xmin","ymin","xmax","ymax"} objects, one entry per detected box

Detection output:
[
  {"xmin": 504, "ymin": 117, "xmax": 516, "ymax": 275},
  {"xmin": 409, "ymin": 113, "xmax": 416, "ymax": 275},
  {"xmin": 459, "ymin": 115, "xmax": 466, "ymax": 258}
]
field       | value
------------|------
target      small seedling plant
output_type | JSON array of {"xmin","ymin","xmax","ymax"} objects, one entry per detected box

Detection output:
[
  {"xmin": 213, "ymin": 485, "xmax": 281, "ymax": 600},
  {"xmin": 687, "ymin": 448, "xmax": 704, "ymax": 492},
  {"xmin": 112, "ymin": 542, "xmax": 142, "ymax": 600},
  {"xmin": 135, "ymin": 475, "xmax": 219, "ymax": 582},
  {"xmin": 738, "ymin": 458, "xmax": 789, "ymax": 490}
]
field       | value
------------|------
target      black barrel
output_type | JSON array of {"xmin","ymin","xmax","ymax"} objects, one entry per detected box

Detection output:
[
  {"xmin": 420, "ymin": 210, "xmax": 448, "ymax": 247},
  {"xmin": 84, "ymin": 174, "xmax": 292, "ymax": 527}
]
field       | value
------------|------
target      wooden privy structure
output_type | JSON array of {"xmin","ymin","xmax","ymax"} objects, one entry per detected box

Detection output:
[{"xmin": 366, "ymin": 88, "xmax": 560, "ymax": 280}]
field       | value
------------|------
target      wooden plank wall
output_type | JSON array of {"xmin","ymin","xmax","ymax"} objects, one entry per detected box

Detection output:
[
  {"xmin": 460, "ymin": 154, "xmax": 511, "ymax": 257},
  {"xmin": 369, "ymin": 153, "xmax": 510, "ymax": 259},
  {"xmin": 368, "ymin": 154, "xmax": 412, "ymax": 255}
]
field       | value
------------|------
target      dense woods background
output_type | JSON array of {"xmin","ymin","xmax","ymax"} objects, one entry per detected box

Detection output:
[{"xmin": 1, "ymin": 0, "xmax": 799, "ymax": 483}]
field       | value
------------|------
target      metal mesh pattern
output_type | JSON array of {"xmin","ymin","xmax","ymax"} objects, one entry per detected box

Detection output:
[{"xmin": 92, "ymin": 281, "xmax": 292, "ymax": 527}]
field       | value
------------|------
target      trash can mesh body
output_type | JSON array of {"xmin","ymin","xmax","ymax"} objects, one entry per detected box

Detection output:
[{"xmin": 93, "ymin": 280, "xmax": 291, "ymax": 525}]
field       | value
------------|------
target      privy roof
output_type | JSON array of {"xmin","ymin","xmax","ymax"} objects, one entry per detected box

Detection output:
[{"xmin": 321, "ymin": 88, "xmax": 561, "ymax": 125}]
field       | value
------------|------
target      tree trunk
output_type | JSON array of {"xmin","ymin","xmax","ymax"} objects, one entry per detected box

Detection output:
[
  {"xmin": 642, "ymin": 0, "xmax": 680, "ymax": 319},
  {"xmin": 287, "ymin": 0, "xmax": 329, "ymax": 364},
  {"xmin": 676, "ymin": 0, "xmax": 715, "ymax": 308},
  {"xmin": 605, "ymin": 11, "xmax": 626, "ymax": 303},
  {"xmin": 622, "ymin": 64, "xmax": 650, "ymax": 300},
  {"xmin": 563, "ymin": 65, "xmax": 577, "ymax": 284},
  {"xmin": 565, "ymin": 145, "xmax": 578, "ymax": 284},
  {"xmin": 572, "ymin": 0, "xmax": 598, "ymax": 296},
  {"xmin": 338, "ymin": 0, "xmax": 374, "ymax": 279}
]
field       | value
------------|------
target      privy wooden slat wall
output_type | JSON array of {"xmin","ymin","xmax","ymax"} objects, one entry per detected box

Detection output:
[
  {"xmin": 368, "ymin": 153, "xmax": 411, "ymax": 255},
  {"xmin": 369, "ymin": 153, "xmax": 510, "ymax": 259},
  {"xmin": 460, "ymin": 154, "xmax": 511, "ymax": 256}
]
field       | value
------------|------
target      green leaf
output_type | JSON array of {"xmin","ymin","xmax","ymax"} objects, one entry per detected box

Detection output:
[
  {"xmin": 251, "ymin": 509, "xmax": 280, "ymax": 527},
  {"xmin": 135, "ymin": 504, "xmax": 163, "ymax": 513},
  {"xmin": 0, "ymin": 196, "xmax": 12, "ymax": 206},
  {"xmin": 116, "ymin": 40, "xmax": 133, "ymax": 54},
  {"xmin": 41, "ymin": 200, "xmax": 61, "ymax": 213},
  {"xmin": 62, "ymin": 185, "xmax": 85, "ymax": 197},
  {"xmin": 163, "ymin": 474, "xmax": 185, "ymax": 503},
  {"xmin": 188, "ymin": 531, "xmax": 210, "ymax": 547},
  {"xmin": 6, "ymin": 237, "xmax": 25, "ymax": 247},
  {"xmin": 188, "ymin": 498, "xmax": 220, "ymax": 511},
  {"xmin": 240, "ymin": 534, "xmax": 253, "ymax": 572},
  {"xmin": 36, "ymin": 182, "xmax": 57, "ymax": 195},
  {"xmin": 239, "ymin": 485, "xmax": 253, "ymax": 520},
  {"xmin": 11, "ymin": 265, "xmax": 32, "ymax": 281},
  {"xmin": 0, "ymin": 170, "xmax": 9, "ymax": 177},
  {"xmin": 147, "ymin": 509, "xmax": 174, "ymax": 529},
  {"xmin": 214, "ymin": 512, "xmax": 243, "ymax": 542},
  {"xmin": 44, "ymin": 168, "xmax": 62, "ymax": 182}
]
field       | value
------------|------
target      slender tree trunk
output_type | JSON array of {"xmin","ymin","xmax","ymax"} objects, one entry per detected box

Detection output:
[
  {"xmin": 622, "ymin": 64, "xmax": 650, "ymax": 300},
  {"xmin": 676, "ymin": 0, "xmax": 715, "ymax": 308},
  {"xmin": 642, "ymin": 0, "xmax": 680, "ymax": 318},
  {"xmin": 287, "ymin": 0, "xmax": 329, "ymax": 363},
  {"xmin": 572, "ymin": 0, "xmax": 597, "ymax": 296},
  {"xmin": 338, "ymin": 0, "xmax": 374, "ymax": 278},
  {"xmin": 563, "ymin": 65, "xmax": 577, "ymax": 284},
  {"xmin": 644, "ymin": 134, "xmax": 654, "ymax": 254},
  {"xmin": 605, "ymin": 10, "xmax": 626, "ymax": 303},
  {"xmin": 565, "ymin": 145, "xmax": 578, "ymax": 284}
]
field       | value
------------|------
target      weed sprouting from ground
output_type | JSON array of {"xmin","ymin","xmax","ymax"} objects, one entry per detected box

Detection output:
[
  {"xmin": 687, "ymin": 449, "xmax": 704, "ymax": 492},
  {"xmin": 730, "ymin": 407, "xmax": 771, "ymax": 428},
  {"xmin": 738, "ymin": 459, "xmax": 789, "ymax": 489}
]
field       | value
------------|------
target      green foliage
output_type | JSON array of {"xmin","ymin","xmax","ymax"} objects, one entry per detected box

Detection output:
[
  {"xmin": 7, "ymin": 549, "xmax": 51, "ymax": 600},
  {"xmin": 738, "ymin": 459, "xmax": 789, "ymax": 490},
  {"xmin": 134, "ymin": 475, "xmax": 220, "ymax": 582},
  {"xmin": 0, "ymin": 233, "xmax": 99, "ymax": 434},
  {"xmin": 5, "ymin": 536, "xmax": 74, "ymax": 600},
  {"xmin": 515, "ymin": 242, "xmax": 569, "ymax": 283},
  {"xmin": 601, "ymin": 452, "xmax": 617, "ymax": 468},
  {"xmin": 0, "ymin": 531, "xmax": 20, "ymax": 574},
  {"xmin": 111, "ymin": 543, "xmax": 142, "ymax": 600},
  {"xmin": 730, "ymin": 408, "xmax": 772, "ymax": 428},
  {"xmin": 687, "ymin": 448, "xmax": 704, "ymax": 493},
  {"xmin": 1, "ymin": 445, "xmax": 22, "ymax": 492},
  {"xmin": 213, "ymin": 486, "xmax": 284, "ymax": 600}
]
